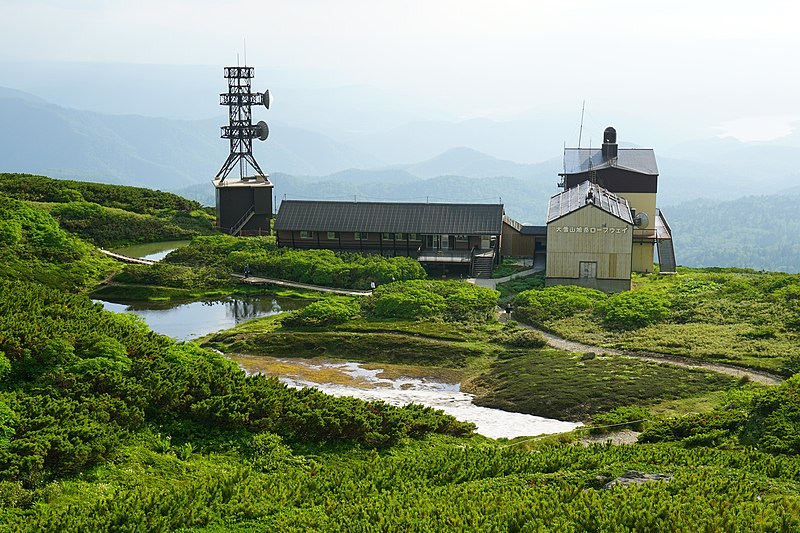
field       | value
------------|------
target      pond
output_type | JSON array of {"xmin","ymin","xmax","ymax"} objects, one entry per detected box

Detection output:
[
  {"xmin": 96, "ymin": 295, "xmax": 305, "ymax": 341},
  {"xmin": 111, "ymin": 240, "xmax": 191, "ymax": 261},
  {"xmin": 228, "ymin": 354, "xmax": 581, "ymax": 440},
  {"xmin": 98, "ymin": 290, "xmax": 580, "ymax": 439}
]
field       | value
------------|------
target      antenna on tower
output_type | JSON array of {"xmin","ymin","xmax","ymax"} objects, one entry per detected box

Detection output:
[
  {"xmin": 214, "ymin": 65, "xmax": 272, "ymax": 182},
  {"xmin": 577, "ymin": 100, "xmax": 585, "ymax": 148}
]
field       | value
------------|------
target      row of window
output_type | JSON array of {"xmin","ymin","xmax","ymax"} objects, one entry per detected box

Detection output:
[{"xmin": 299, "ymin": 231, "xmax": 440, "ymax": 241}]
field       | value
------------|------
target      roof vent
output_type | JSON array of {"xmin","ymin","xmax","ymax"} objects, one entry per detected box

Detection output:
[{"xmin": 602, "ymin": 126, "xmax": 618, "ymax": 160}]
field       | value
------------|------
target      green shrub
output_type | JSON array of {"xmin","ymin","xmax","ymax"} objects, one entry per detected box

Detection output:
[
  {"xmin": 367, "ymin": 280, "xmax": 498, "ymax": 322},
  {"xmin": 639, "ymin": 409, "xmax": 747, "ymax": 445},
  {"xmin": 496, "ymin": 327, "xmax": 547, "ymax": 349},
  {"xmin": 600, "ymin": 290, "xmax": 671, "ymax": 329},
  {"xmin": 743, "ymin": 374, "xmax": 800, "ymax": 454},
  {"xmin": 513, "ymin": 285, "xmax": 606, "ymax": 325},
  {"xmin": 282, "ymin": 297, "xmax": 361, "ymax": 327},
  {"xmin": 588, "ymin": 406, "xmax": 650, "ymax": 435},
  {"xmin": 372, "ymin": 287, "xmax": 447, "ymax": 319}
]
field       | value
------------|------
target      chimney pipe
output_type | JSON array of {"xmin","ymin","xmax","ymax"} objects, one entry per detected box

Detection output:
[{"xmin": 602, "ymin": 126, "xmax": 618, "ymax": 160}]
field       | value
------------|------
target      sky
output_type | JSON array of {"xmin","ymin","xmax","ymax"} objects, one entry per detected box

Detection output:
[{"xmin": 2, "ymin": 0, "xmax": 799, "ymax": 142}]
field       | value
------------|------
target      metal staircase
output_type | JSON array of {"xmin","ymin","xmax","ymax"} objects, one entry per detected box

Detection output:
[
  {"xmin": 229, "ymin": 206, "xmax": 255, "ymax": 236},
  {"xmin": 470, "ymin": 251, "xmax": 495, "ymax": 278},
  {"xmin": 655, "ymin": 209, "xmax": 677, "ymax": 274}
]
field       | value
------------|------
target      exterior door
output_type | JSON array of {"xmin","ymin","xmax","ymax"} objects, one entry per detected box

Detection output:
[{"xmin": 579, "ymin": 261, "xmax": 597, "ymax": 279}]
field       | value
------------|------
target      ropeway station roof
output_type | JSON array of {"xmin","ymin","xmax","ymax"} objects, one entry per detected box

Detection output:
[{"xmin": 547, "ymin": 181, "xmax": 633, "ymax": 225}]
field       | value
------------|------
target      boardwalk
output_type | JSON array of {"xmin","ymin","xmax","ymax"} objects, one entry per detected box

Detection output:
[
  {"xmin": 234, "ymin": 274, "xmax": 372, "ymax": 296},
  {"xmin": 99, "ymin": 249, "xmax": 156, "ymax": 266}
]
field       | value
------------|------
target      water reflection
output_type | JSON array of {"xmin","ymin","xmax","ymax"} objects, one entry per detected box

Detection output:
[
  {"xmin": 97, "ymin": 295, "xmax": 304, "ymax": 341},
  {"xmin": 111, "ymin": 240, "xmax": 191, "ymax": 262}
]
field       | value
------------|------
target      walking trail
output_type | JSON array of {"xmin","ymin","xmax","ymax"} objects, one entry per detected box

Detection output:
[
  {"xmin": 233, "ymin": 273, "xmax": 372, "ymax": 296},
  {"xmin": 505, "ymin": 313, "xmax": 783, "ymax": 386}
]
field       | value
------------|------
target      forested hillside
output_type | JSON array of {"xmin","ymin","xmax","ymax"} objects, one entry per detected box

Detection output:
[
  {"xmin": 666, "ymin": 194, "xmax": 800, "ymax": 273},
  {"xmin": 0, "ymin": 174, "xmax": 216, "ymax": 247}
]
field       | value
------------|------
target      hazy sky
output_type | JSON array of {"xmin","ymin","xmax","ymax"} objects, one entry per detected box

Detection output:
[{"xmin": 2, "ymin": 0, "xmax": 799, "ymax": 141}]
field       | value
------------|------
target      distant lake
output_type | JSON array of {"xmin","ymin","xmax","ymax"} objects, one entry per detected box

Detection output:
[
  {"xmin": 97, "ymin": 295, "xmax": 305, "ymax": 341},
  {"xmin": 111, "ymin": 240, "xmax": 191, "ymax": 261}
]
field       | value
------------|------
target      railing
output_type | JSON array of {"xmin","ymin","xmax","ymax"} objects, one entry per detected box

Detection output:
[
  {"xmin": 416, "ymin": 250, "xmax": 474, "ymax": 263},
  {"xmin": 656, "ymin": 208, "xmax": 673, "ymax": 236},
  {"xmin": 229, "ymin": 206, "xmax": 256, "ymax": 236}
]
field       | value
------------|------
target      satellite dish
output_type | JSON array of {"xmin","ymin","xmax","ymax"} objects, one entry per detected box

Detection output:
[
  {"xmin": 262, "ymin": 90, "xmax": 273, "ymax": 109},
  {"xmin": 634, "ymin": 212, "xmax": 650, "ymax": 228},
  {"xmin": 255, "ymin": 120, "xmax": 269, "ymax": 141}
]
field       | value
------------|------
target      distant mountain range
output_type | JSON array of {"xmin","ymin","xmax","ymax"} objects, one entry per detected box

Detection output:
[{"xmin": 2, "ymin": 85, "xmax": 800, "ymax": 271}]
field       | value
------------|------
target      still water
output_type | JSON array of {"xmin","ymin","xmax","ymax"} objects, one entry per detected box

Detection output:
[
  {"xmin": 97, "ymin": 295, "xmax": 305, "ymax": 341},
  {"xmin": 111, "ymin": 240, "xmax": 191, "ymax": 261},
  {"xmin": 99, "ymin": 294, "xmax": 580, "ymax": 439}
]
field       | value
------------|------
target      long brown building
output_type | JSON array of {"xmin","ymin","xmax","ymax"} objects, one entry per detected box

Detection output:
[{"xmin": 273, "ymin": 200, "xmax": 504, "ymax": 277}]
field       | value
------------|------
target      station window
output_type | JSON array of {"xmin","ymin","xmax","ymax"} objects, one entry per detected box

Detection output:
[
  {"xmin": 327, "ymin": 232, "xmax": 339, "ymax": 240},
  {"xmin": 455, "ymin": 235, "xmax": 468, "ymax": 242},
  {"xmin": 355, "ymin": 232, "xmax": 368, "ymax": 240},
  {"xmin": 408, "ymin": 233, "xmax": 418, "ymax": 241},
  {"xmin": 300, "ymin": 230, "xmax": 314, "ymax": 239},
  {"xmin": 395, "ymin": 233, "xmax": 404, "ymax": 240},
  {"xmin": 382, "ymin": 232, "xmax": 392, "ymax": 240}
]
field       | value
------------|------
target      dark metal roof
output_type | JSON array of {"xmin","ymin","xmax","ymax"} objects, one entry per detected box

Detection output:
[
  {"xmin": 503, "ymin": 215, "xmax": 546, "ymax": 236},
  {"xmin": 547, "ymin": 181, "xmax": 633, "ymax": 224},
  {"xmin": 521, "ymin": 225, "xmax": 547, "ymax": 236},
  {"xmin": 563, "ymin": 148, "xmax": 658, "ymax": 175},
  {"xmin": 274, "ymin": 201, "xmax": 504, "ymax": 235}
]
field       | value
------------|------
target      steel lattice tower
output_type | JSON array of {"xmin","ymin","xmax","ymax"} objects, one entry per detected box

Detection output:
[{"xmin": 215, "ymin": 66, "xmax": 271, "ymax": 182}]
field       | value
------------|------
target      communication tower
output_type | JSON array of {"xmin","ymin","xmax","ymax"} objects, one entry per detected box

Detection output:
[{"xmin": 212, "ymin": 65, "xmax": 274, "ymax": 236}]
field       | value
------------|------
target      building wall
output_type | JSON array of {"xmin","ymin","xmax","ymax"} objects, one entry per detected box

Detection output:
[
  {"xmin": 546, "ymin": 205, "xmax": 632, "ymax": 285},
  {"xmin": 632, "ymin": 241, "xmax": 655, "ymax": 273},
  {"xmin": 215, "ymin": 183, "xmax": 273, "ymax": 234},
  {"xmin": 501, "ymin": 223, "xmax": 534, "ymax": 257},
  {"xmin": 620, "ymin": 192, "xmax": 656, "ymax": 224},
  {"xmin": 564, "ymin": 168, "xmax": 657, "ymax": 194}
]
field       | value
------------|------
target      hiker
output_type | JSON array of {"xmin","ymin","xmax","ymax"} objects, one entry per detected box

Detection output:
[
  {"xmin": 244, "ymin": 264, "xmax": 250, "ymax": 278},
  {"xmin": 370, "ymin": 281, "xmax": 376, "ymax": 290}
]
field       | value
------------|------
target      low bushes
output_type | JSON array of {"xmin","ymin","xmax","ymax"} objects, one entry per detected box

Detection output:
[
  {"xmin": 367, "ymin": 280, "xmax": 499, "ymax": 322},
  {"xmin": 282, "ymin": 298, "xmax": 361, "ymax": 327},
  {"xmin": 599, "ymin": 289, "xmax": 671, "ymax": 330},
  {"xmin": 513, "ymin": 285, "xmax": 606, "ymax": 325}
]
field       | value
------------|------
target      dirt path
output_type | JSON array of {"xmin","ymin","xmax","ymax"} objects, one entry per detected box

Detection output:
[{"xmin": 504, "ymin": 313, "xmax": 784, "ymax": 386}]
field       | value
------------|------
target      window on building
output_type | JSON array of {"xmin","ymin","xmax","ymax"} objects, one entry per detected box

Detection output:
[
  {"xmin": 455, "ymin": 235, "xmax": 468, "ymax": 242},
  {"xmin": 355, "ymin": 232, "xmax": 368, "ymax": 240},
  {"xmin": 327, "ymin": 232, "xmax": 339, "ymax": 240},
  {"xmin": 395, "ymin": 233, "xmax": 404, "ymax": 240},
  {"xmin": 382, "ymin": 232, "xmax": 392, "ymax": 240},
  {"xmin": 408, "ymin": 233, "xmax": 418, "ymax": 241},
  {"xmin": 300, "ymin": 230, "xmax": 314, "ymax": 239}
]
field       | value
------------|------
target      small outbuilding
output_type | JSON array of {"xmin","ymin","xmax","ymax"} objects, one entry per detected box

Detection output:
[{"xmin": 545, "ymin": 181, "xmax": 633, "ymax": 292}]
